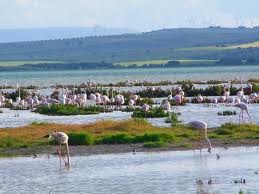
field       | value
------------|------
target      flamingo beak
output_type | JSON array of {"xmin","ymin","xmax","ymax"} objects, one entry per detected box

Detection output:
[{"xmin": 48, "ymin": 134, "xmax": 52, "ymax": 140}]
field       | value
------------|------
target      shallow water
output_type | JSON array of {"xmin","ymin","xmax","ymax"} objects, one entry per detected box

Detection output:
[
  {"xmin": 0, "ymin": 103, "xmax": 258, "ymax": 129},
  {"xmin": 1, "ymin": 65, "xmax": 259, "ymax": 86},
  {"xmin": 1, "ymin": 147, "xmax": 259, "ymax": 194}
]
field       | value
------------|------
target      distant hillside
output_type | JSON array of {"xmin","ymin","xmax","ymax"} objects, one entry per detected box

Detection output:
[
  {"xmin": 1, "ymin": 27, "xmax": 259, "ymax": 62},
  {"xmin": 0, "ymin": 26, "xmax": 137, "ymax": 43}
]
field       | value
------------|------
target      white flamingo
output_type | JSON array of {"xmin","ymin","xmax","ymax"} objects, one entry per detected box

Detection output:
[
  {"xmin": 233, "ymin": 103, "xmax": 252, "ymax": 124},
  {"xmin": 197, "ymin": 94, "xmax": 204, "ymax": 103},
  {"xmin": 189, "ymin": 121, "xmax": 212, "ymax": 153},
  {"xmin": 49, "ymin": 131, "xmax": 71, "ymax": 167}
]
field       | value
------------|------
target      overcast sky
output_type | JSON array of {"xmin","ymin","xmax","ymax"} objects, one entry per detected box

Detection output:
[{"xmin": 1, "ymin": 0, "xmax": 259, "ymax": 31}]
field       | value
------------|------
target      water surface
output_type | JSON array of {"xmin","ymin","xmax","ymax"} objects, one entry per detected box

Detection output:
[
  {"xmin": 1, "ymin": 65, "xmax": 259, "ymax": 86},
  {"xmin": 1, "ymin": 147, "xmax": 259, "ymax": 193},
  {"xmin": 1, "ymin": 104, "xmax": 258, "ymax": 128}
]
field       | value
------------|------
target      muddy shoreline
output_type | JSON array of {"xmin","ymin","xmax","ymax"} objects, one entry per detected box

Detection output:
[{"xmin": 2, "ymin": 139, "xmax": 259, "ymax": 157}]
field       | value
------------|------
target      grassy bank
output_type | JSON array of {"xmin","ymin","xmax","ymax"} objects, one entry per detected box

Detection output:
[{"xmin": 1, "ymin": 119, "xmax": 259, "ymax": 151}]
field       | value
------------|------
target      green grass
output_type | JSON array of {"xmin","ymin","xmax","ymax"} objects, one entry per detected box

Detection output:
[
  {"xmin": 1, "ymin": 120, "xmax": 259, "ymax": 150},
  {"xmin": 131, "ymin": 107, "xmax": 169, "ymax": 118},
  {"xmin": 68, "ymin": 133, "xmax": 93, "ymax": 145},
  {"xmin": 0, "ymin": 137, "xmax": 28, "ymax": 149},
  {"xmin": 31, "ymin": 121, "xmax": 50, "ymax": 126},
  {"xmin": 210, "ymin": 123, "xmax": 259, "ymax": 140},
  {"xmin": 97, "ymin": 132, "xmax": 174, "ymax": 145},
  {"xmin": 143, "ymin": 141, "xmax": 166, "ymax": 148},
  {"xmin": 36, "ymin": 104, "xmax": 105, "ymax": 116},
  {"xmin": 0, "ymin": 60, "xmax": 63, "ymax": 67}
]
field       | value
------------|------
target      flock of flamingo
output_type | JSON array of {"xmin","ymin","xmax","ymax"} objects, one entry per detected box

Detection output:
[{"xmin": 0, "ymin": 80, "xmax": 258, "ymax": 167}]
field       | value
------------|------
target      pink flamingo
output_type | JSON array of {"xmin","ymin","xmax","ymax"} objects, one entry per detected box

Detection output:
[{"xmin": 49, "ymin": 131, "xmax": 71, "ymax": 167}]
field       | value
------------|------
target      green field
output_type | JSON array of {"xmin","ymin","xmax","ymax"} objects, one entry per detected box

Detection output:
[
  {"xmin": 116, "ymin": 59, "xmax": 218, "ymax": 66},
  {"xmin": 0, "ymin": 60, "xmax": 63, "ymax": 67},
  {"xmin": 176, "ymin": 41, "xmax": 259, "ymax": 51}
]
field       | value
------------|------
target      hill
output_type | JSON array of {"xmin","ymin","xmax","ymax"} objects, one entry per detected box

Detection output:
[
  {"xmin": 0, "ymin": 26, "xmax": 137, "ymax": 43},
  {"xmin": 1, "ymin": 27, "xmax": 259, "ymax": 63}
]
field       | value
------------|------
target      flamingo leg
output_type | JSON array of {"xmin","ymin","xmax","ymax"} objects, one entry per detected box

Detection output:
[
  {"xmin": 242, "ymin": 110, "xmax": 244, "ymax": 123},
  {"xmin": 205, "ymin": 129, "xmax": 212, "ymax": 153},
  {"xmin": 65, "ymin": 142, "xmax": 71, "ymax": 167},
  {"xmin": 56, "ymin": 145, "xmax": 62, "ymax": 168},
  {"xmin": 58, "ymin": 144, "xmax": 67, "ymax": 166},
  {"xmin": 198, "ymin": 130, "xmax": 202, "ymax": 152},
  {"xmin": 193, "ymin": 131, "xmax": 199, "ymax": 151},
  {"xmin": 246, "ymin": 109, "xmax": 252, "ymax": 124},
  {"xmin": 239, "ymin": 111, "xmax": 241, "ymax": 125}
]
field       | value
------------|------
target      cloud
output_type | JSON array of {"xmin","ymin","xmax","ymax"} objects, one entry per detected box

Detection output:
[{"xmin": 1, "ymin": 0, "xmax": 259, "ymax": 30}]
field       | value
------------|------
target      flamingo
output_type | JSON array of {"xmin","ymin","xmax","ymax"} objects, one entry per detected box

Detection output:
[
  {"xmin": 197, "ymin": 94, "xmax": 204, "ymax": 103},
  {"xmin": 168, "ymin": 94, "xmax": 173, "ymax": 100},
  {"xmin": 237, "ymin": 78, "xmax": 244, "ymax": 100},
  {"xmin": 132, "ymin": 95, "xmax": 139, "ymax": 101},
  {"xmin": 189, "ymin": 121, "xmax": 212, "ymax": 153},
  {"xmin": 217, "ymin": 96, "xmax": 226, "ymax": 103},
  {"xmin": 234, "ymin": 98, "xmax": 241, "ymax": 104},
  {"xmin": 174, "ymin": 95, "xmax": 182, "ymax": 105},
  {"xmin": 128, "ymin": 99, "xmax": 135, "ymax": 106},
  {"xmin": 0, "ymin": 95, "xmax": 5, "ymax": 103},
  {"xmin": 249, "ymin": 93, "xmax": 258, "ymax": 103},
  {"xmin": 89, "ymin": 94, "xmax": 96, "ymax": 101},
  {"xmin": 161, "ymin": 100, "xmax": 171, "ymax": 111},
  {"xmin": 233, "ymin": 103, "xmax": 252, "ymax": 124},
  {"xmin": 226, "ymin": 97, "xmax": 235, "ymax": 104},
  {"xmin": 210, "ymin": 98, "xmax": 217, "ymax": 104},
  {"xmin": 142, "ymin": 103, "xmax": 150, "ymax": 118},
  {"xmin": 49, "ymin": 131, "xmax": 71, "ymax": 167}
]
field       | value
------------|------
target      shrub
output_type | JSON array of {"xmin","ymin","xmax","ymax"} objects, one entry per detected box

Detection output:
[
  {"xmin": 217, "ymin": 110, "xmax": 237, "ymax": 116},
  {"xmin": 31, "ymin": 121, "xmax": 49, "ymax": 125},
  {"xmin": 68, "ymin": 133, "xmax": 93, "ymax": 145},
  {"xmin": 214, "ymin": 128, "xmax": 233, "ymax": 135},
  {"xmin": 36, "ymin": 104, "xmax": 104, "ymax": 116},
  {"xmin": 132, "ymin": 107, "xmax": 169, "ymax": 118}
]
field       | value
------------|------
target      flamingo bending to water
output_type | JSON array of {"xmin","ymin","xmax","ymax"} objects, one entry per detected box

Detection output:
[
  {"xmin": 49, "ymin": 132, "xmax": 71, "ymax": 167},
  {"xmin": 189, "ymin": 121, "xmax": 212, "ymax": 153}
]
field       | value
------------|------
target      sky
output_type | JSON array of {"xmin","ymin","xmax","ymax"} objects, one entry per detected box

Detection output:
[{"xmin": 1, "ymin": 0, "xmax": 259, "ymax": 31}]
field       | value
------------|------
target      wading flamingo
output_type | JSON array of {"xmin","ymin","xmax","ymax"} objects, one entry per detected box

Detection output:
[
  {"xmin": 233, "ymin": 103, "xmax": 252, "ymax": 124},
  {"xmin": 189, "ymin": 121, "xmax": 212, "ymax": 153},
  {"xmin": 49, "ymin": 132, "xmax": 71, "ymax": 167}
]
